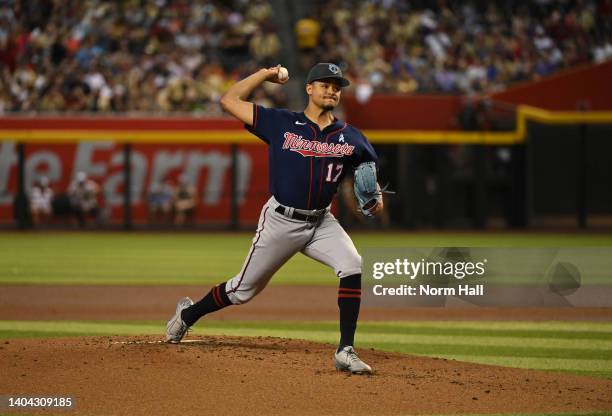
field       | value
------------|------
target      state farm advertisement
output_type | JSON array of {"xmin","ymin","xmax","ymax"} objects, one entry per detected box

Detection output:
[{"xmin": 0, "ymin": 141, "xmax": 269, "ymax": 225}]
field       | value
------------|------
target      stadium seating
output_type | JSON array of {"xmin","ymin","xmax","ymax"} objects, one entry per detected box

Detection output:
[{"xmin": 1, "ymin": 0, "xmax": 610, "ymax": 114}]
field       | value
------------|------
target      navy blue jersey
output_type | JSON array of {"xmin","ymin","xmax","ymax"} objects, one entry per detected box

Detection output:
[{"xmin": 246, "ymin": 104, "xmax": 378, "ymax": 210}]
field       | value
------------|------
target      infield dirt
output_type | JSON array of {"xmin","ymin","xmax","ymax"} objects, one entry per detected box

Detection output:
[
  {"xmin": 1, "ymin": 285, "xmax": 612, "ymax": 415},
  {"xmin": 1, "ymin": 335, "xmax": 612, "ymax": 415}
]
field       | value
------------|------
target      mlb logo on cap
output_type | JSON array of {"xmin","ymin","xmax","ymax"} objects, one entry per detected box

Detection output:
[
  {"xmin": 306, "ymin": 63, "xmax": 350, "ymax": 87},
  {"xmin": 328, "ymin": 64, "xmax": 340, "ymax": 74}
]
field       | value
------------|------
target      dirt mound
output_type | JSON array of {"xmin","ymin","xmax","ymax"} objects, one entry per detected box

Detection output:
[{"xmin": 1, "ymin": 335, "xmax": 611, "ymax": 415}]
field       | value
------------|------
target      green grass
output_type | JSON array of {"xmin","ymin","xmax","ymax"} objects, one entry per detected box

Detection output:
[
  {"xmin": 1, "ymin": 233, "xmax": 611, "ymax": 416},
  {"xmin": 0, "ymin": 232, "xmax": 611, "ymax": 285},
  {"xmin": 1, "ymin": 319, "xmax": 610, "ymax": 380}
]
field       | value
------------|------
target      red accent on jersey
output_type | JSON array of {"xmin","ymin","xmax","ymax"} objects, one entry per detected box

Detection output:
[
  {"xmin": 307, "ymin": 157, "xmax": 313, "ymax": 209},
  {"xmin": 306, "ymin": 125, "xmax": 318, "ymax": 210},
  {"xmin": 252, "ymin": 104, "xmax": 259, "ymax": 130},
  {"xmin": 316, "ymin": 124, "xmax": 349, "ymax": 207},
  {"xmin": 282, "ymin": 132, "xmax": 355, "ymax": 158}
]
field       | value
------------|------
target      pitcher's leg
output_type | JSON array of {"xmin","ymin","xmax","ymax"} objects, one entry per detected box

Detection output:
[
  {"xmin": 337, "ymin": 273, "xmax": 361, "ymax": 349},
  {"xmin": 301, "ymin": 213, "xmax": 362, "ymax": 279},
  {"xmin": 181, "ymin": 282, "xmax": 232, "ymax": 327},
  {"xmin": 302, "ymin": 214, "xmax": 371, "ymax": 373},
  {"xmin": 181, "ymin": 204, "xmax": 307, "ymax": 327}
]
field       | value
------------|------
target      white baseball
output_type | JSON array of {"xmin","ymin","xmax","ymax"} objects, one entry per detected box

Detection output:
[{"xmin": 278, "ymin": 66, "xmax": 289, "ymax": 81}]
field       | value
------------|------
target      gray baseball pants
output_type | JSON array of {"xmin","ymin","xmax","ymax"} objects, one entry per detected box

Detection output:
[{"xmin": 225, "ymin": 196, "xmax": 362, "ymax": 305}]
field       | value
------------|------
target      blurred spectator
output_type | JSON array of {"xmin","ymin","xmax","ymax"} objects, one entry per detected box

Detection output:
[
  {"xmin": 593, "ymin": 36, "xmax": 612, "ymax": 63},
  {"xmin": 29, "ymin": 176, "xmax": 53, "ymax": 226},
  {"xmin": 249, "ymin": 24, "xmax": 281, "ymax": 67},
  {"xmin": 149, "ymin": 176, "xmax": 175, "ymax": 224},
  {"xmin": 174, "ymin": 174, "xmax": 196, "ymax": 225},
  {"xmin": 68, "ymin": 171, "xmax": 100, "ymax": 227},
  {"xmin": 295, "ymin": 12, "xmax": 321, "ymax": 70},
  {"xmin": 295, "ymin": 14, "xmax": 321, "ymax": 51}
]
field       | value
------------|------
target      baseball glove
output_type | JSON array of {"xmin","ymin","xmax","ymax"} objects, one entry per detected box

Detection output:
[{"xmin": 353, "ymin": 162, "xmax": 383, "ymax": 217}]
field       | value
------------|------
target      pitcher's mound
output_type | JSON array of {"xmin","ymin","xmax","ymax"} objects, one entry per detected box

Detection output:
[{"xmin": 2, "ymin": 335, "xmax": 611, "ymax": 415}]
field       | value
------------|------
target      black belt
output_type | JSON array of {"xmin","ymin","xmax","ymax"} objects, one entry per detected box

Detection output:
[{"xmin": 275, "ymin": 205, "xmax": 324, "ymax": 223}]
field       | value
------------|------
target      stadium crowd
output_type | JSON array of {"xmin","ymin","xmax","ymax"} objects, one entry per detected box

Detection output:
[
  {"xmin": 0, "ymin": 0, "xmax": 286, "ymax": 114},
  {"xmin": 1, "ymin": 0, "xmax": 611, "ymax": 114},
  {"xmin": 309, "ymin": 0, "xmax": 612, "ymax": 96}
]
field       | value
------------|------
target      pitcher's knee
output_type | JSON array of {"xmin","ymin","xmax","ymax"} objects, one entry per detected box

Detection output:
[
  {"xmin": 226, "ymin": 283, "xmax": 263, "ymax": 305},
  {"xmin": 226, "ymin": 290, "xmax": 252, "ymax": 305},
  {"xmin": 336, "ymin": 254, "xmax": 362, "ymax": 278}
]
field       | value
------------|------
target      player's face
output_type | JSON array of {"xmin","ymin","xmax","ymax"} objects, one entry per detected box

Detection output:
[{"xmin": 307, "ymin": 80, "xmax": 342, "ymax": 111}]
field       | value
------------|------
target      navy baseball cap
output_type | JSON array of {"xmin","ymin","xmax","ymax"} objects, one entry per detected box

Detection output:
[{"xmin": 306, "ymin": 63, "xmax": 350, "ymax": 87}]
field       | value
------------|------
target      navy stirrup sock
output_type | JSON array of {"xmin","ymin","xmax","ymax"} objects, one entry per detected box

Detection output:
[
  {"xmin": 337, "ymin": 274, "xmax": 361, "ymax": 351},
  {"xmin": 181, "ymin": 282, "xmax": 231, "ymax": 327}
]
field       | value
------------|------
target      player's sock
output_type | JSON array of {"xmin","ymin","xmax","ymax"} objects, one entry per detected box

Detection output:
[
  {"xmin": 337, "ymin": 274, "xmax": 361, "ymax": 351},
  {"xmin": 181, "ymin": 282, "xmax": 231, "ymax": 327}
]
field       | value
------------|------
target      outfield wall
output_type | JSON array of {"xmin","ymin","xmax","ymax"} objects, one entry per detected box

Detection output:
[
  {"xmin": 1, "ymin": 105, "xmax": 611, "ymax": 229},
  {"xmin": 0, "ymin": 141, "xmax": 269, "ymax": 225}
]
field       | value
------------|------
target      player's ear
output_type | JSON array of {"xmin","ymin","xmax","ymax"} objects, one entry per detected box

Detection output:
[{"xmin": 305, "ymin": 83, "xmax": 313, "ymax": 96}]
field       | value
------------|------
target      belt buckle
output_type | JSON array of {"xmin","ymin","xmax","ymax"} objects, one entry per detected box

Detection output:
[{"xmin": 306, "ymin": 212, "xmax": 321, "ymax": 223}]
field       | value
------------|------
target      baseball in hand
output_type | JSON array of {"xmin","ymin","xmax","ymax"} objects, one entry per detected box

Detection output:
[{"xmin": 278, "ymin": 66, "xmax": 289, "ymax": 82}]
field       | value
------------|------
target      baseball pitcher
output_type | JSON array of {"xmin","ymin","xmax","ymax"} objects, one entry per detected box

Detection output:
[{"xmin": 166, "ymin": 63, "xmax": 385, "ymax": 374}]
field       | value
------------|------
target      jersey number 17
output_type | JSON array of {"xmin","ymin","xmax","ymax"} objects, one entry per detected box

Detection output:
[{"xmin": 325, "ymin": 163, "xmax": 343, "ymax": 183}]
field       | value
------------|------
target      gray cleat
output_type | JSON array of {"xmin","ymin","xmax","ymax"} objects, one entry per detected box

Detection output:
[
  {"xmin": 333, "ymin": 346, "xmax": 373, "ymax": 374},
  {"xmin": 165, "ymin": 297, "xmax": 194, "ymax": 343}
]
